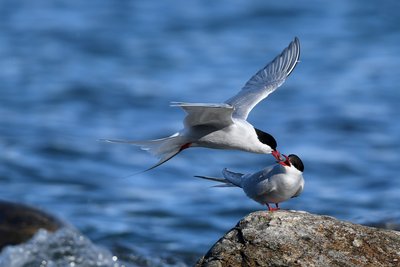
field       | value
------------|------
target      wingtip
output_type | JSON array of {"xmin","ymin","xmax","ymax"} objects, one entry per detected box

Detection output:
[
  {"xmin": 294, "ymin": 36, "xmax": 301, "ymax": 63},
  {"xmin": 284, "ymin": 36, "xmax": 301, "ymax": 77},
  {"xmin": 290, "ymin": 37, "xmax": 300, "ymax": 54}
]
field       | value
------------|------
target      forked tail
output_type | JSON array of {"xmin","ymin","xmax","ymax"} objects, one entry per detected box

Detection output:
[
  {"xmin": 102, "ymin": 133, "xmax": 190, "ymax": 172},
  {"xmin": 195, "ymin": 168, "xmax": 244, "ymax": 188}
]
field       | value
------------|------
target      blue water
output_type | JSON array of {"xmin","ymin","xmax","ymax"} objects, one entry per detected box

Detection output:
[{"xmin": 1, "ymin": 0, "xmax": 400, "ymax": 265}]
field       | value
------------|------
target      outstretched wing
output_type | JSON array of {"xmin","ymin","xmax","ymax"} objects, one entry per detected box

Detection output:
[
  {"xmin": 225, "ymin": 37, "xmax": 300, "ymax": 120},
  {"xmin": 171, "ymin": 102, "xmax": 235, "ymax": 128}
]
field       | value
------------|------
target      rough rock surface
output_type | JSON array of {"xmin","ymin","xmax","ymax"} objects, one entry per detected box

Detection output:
[
  {"xmin": 196, "ymin": 210, "xmax": 400, "ymax": 267},
  {"xmin": 0, "ymin": 200, "xmax": 63, "ymax": 250}
]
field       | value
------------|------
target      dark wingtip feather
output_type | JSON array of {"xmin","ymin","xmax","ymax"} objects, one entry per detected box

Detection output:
[{"xmin": 285, "ymin": 37, "xmax": 301, "ymax": 77}]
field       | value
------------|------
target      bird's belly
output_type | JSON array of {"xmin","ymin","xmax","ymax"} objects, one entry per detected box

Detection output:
[
  {"xmin": 196, "ymin": 132, "xmax": 246, "ymax": 150},
  {"xmin": 188, "ymin": 124, "xmax": 268, "ymax": 153},
  {"xmin": 245, "ymin": 179, "xmax": 300, "ymax": 204},
  {"xmin": 254, "ymin": 190, "xmax": 294, "ymax": 204}
]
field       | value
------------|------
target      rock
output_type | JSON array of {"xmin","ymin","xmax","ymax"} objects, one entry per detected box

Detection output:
[
  {"xmin": 196, "ymin": 210, "xmax": 400, "ymax": 267},
  {"xmin": 0, "ymin": 200, "xmax": 63, "ymax": 251}
]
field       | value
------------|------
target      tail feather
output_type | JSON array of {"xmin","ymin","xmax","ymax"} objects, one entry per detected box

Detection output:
[
  {"xmin": 141, "ymin": 150, "xmax": 181, "ymax": 172},
  {"xmin": 194, "ymin": 175, "xmax": 228, "ymax": 183},
  {"xmin": 101, "ymin": 133, "xmax": 189, "ymax": 171},
  {"xmin": 195, "ymin": 175, "xmax": 240, "ymax": 188}
]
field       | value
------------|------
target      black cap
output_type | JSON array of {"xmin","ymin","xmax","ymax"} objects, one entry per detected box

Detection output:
[
  {"xmin": 288, "ymin": 154, "xmax": 304, "ymax": 172},
  {"xmin": 254, "ymin": 128, "xmax": 277, "ymax": 150}
]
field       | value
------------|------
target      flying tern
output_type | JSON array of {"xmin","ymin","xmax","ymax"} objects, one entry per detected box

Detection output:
[{"xmin": 104, "ymin": 37, "xmax": 300, "ymax": 171}]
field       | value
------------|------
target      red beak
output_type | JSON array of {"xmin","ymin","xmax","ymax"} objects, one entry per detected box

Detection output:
[
  {"xmin": 272, "ymin": 150, "xmax": 282, "ymax": 162},
  {"xmin": 279, "ymin": 154, "xmax": 291, "ymax": 167}
]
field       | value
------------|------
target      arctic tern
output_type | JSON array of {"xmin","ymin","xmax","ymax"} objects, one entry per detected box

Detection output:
[
  {"xmin": 195, "ymin": 154, "xmax": 304, "ymax": 211},
  {"xmin": 104, "ymin": 37, "xmax": 300, "ymax": 171}
]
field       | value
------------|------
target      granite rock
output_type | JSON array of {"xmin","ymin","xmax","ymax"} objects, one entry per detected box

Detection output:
[{"xmin": 196, "ymin": 210, "xmax": 400, "ymax": 267}]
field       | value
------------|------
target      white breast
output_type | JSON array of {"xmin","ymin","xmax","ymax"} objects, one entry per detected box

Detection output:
[
  {"xmin": 242, "ymin": 165, "xmax": 304, "ymax": 204},
  {"xmin": 187, "ymin": 120, "xmax": 273, "ymax": 153}
]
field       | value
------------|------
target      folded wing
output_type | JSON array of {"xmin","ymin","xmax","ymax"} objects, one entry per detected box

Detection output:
[
  {"xmin": 222, "ymin": 168, "xmax": 244, "ymax": 187},
  {"xmin": 226, "ymin": 37, "xmax": 300, "ymax": 120}
]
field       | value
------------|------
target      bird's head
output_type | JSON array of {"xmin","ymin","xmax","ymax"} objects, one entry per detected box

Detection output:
[
  {"xmin": 279, "ymin": 154, "xmax": 304, "ymax": 172},
  {"xmin": 254, "ymin": 128, "xmax": 279, "ymax": 158}
]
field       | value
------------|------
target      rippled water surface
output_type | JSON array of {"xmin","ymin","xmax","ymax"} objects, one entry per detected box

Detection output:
[{"xmin": 1, "ymin": 1, "xmax": 399, "ymax": 266}]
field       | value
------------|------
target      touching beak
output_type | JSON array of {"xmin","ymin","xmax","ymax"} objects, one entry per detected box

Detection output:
[
  {"xmin": 279, "ymin": 154, "xmax": 291, "ymax": 167},
  {"xmin": 272, "ymin": 150, "xmax": 282, "ymax": 162}
]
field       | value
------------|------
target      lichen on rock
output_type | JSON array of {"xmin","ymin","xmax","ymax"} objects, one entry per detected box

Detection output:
[{"xmin": 196, "ymin": 210, "xmax": 400, "ymax": 267}]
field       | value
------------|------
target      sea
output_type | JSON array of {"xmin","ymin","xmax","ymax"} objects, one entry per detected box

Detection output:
[{"xmin": 0, "ymin": 1, "xmax": 399, "ymax": 266}]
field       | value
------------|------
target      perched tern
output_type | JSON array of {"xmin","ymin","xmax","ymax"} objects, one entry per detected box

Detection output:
[
  {"xmin": 104, "ymin": 38, "xmax": 300, "ymax": 171},
  {"xmin": 195, "ymin": 154, "xmax": 304, "ymax": 211}
]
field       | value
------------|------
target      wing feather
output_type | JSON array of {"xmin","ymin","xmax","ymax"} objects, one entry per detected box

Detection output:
[
  {"xmin": 226, "ymin": 37, "xmax": 300, "ymax": 119},
  {"xmin": 171, "ymin": 102, "xmax": 234, "ymax": 128}
]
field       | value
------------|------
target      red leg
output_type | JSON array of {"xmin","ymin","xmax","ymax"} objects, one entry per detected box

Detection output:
[
  {"xmin": 266, "ymin": 203, "xmax": 272, "ymax": 211},
  {"xmin": 266, "ymin": 203, "xmax": 279, "ymax": 212}
]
